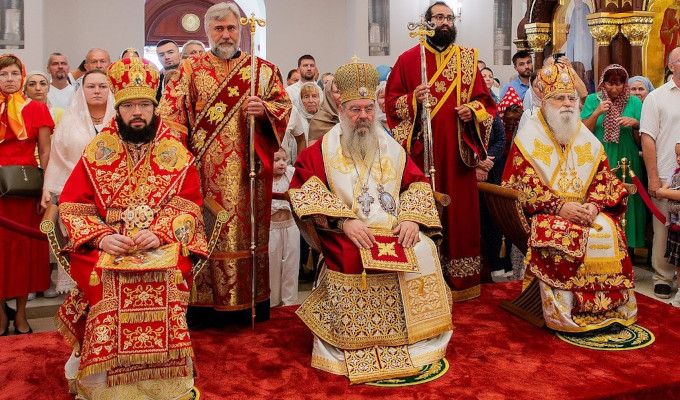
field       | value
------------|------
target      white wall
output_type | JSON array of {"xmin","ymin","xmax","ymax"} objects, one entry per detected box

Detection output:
[
  {"xmin": 37, "ymin": 0, "xmax": 144, "ymax": 72},
  {"xmin": 7, "ymin": 0, "xmax": 45, "ymax": 72},
  {"xmin": 264, "ymin": 0, "xmax": 348, "ymax": 75}
]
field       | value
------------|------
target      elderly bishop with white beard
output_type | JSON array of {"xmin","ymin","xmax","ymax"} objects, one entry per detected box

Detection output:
[
  {"xmin": 289, "ymin": 62, "xmax": 452, "ymax": 384},
  {"xmin": 501, "ymin": 63, "xmax": 637, "ymax": 334}
]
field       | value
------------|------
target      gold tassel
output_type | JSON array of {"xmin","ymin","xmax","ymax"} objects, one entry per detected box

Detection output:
[
  {"xmin": 304, "ymin": 249, "xmax": 314, "ymax": 273},
  {"xmin": 175, "ymin": 269, "xmax": 184, "ymax": 285},
  {"xmin": 499, "ymin": 236, "xmax": 507, "ymax": 258},
  {"xmin": 89, "ymin": 270, "xmax": 100, "ymax": 286},
  {"xmin": 360, "ymin": 270, "xmax": 367, "ymax": 291},
  {"xmin": 181, "ymin": 245, "xmax": 189, "ymax": 257}
]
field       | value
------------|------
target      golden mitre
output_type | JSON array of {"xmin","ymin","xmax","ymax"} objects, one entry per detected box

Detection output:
[
  {"xmin": 537, "ymin": 62, "xmax": 576, "ymax": 99},
  {"xmin": 334, "ymin": 62, "xmax": 379, "ymax": 104}
]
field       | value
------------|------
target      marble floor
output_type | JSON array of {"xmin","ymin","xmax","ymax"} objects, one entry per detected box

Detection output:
[{"xmin": 3, "ymin": 259, "xmax": 677, "ymax": 336}]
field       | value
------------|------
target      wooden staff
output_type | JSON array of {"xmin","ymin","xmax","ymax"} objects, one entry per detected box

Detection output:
[
  {"xmin": 240, "ymin": 12, "xmax": 266, "ymax": 331},
  {"xmin": 408, "ymin": 16, "xmax": 436, "ymax": 190}
]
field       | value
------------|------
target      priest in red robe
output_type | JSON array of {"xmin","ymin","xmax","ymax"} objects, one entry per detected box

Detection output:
[
  {"xmin": 158, "ymin": 3, "xmax": 291, "ymax": 320},
  {"xmin": 385, "ymin": 1, "xmax": 497, "ymax": 301},
  {"xmin": 501, "ymin": 63, "xmax": 637, "ymax": 333},
  {"xmin": 56, "ymin": 57, "xmax": 208, "ymax": 399},
  {"xmin": 289, "ymin": 62, "xmax": 452, "ymax": 384}
]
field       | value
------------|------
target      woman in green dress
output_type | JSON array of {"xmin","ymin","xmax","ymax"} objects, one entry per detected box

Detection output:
[{"xmin": 581, "ymin": 64, "xmax": 645, "ymax": 249}]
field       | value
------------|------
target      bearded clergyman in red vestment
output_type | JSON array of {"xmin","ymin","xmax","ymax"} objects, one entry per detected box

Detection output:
[
  {"xmin": 56, "ymin": 57, "xmax": 209, "ymax": 399},
  {"xmin": 385, "ymin": 1, "xmax": 496, "ymax": 301},
  {"xmin": 502, "ymin": 63, "xmax": 637, "ymax": 333},
  {"xmin": 158, "ymin": 2, "xmax": 291, "ymax": 320}
]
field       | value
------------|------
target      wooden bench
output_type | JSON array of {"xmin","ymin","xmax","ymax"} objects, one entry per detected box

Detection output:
[{"xmin": 477, "ymin": 182, "xmax": 545, "ymax": 328}]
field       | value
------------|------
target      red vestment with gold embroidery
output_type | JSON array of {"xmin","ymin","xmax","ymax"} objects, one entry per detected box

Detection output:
[
  {"xmin": 158, "ymin": 51, "xmax": 291, "ymax": 311},
  {"xmin": 55, "ymin": 120, "xmax": 208, "ymax": 386},
  {"xmin": 385, "ymin": 43, "xmax": 497, "ymax": 301},
  {"xmin": 502, "ymin": 115, "xmax": 637, "ymax": 332}
]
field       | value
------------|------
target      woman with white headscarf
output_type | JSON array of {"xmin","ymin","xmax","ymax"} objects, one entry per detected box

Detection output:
[
  {"xmin": 284, "ymin": 81, "xmax": 320, "ymax": 161},
  {"xmin": 41, "ymin": 69, "xmax": 115, "ymax": 292},
  {"xmin": 628, "ymin": 76, "xmax": 654, "ymax": 103}
]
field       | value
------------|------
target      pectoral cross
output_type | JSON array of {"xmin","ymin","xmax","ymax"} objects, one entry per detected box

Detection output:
[{"xmin": 357, "ymin": 184, "xmax": 374, "ymax": 217}]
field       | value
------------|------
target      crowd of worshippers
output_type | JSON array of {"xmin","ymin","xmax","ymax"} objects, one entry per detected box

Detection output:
[
  {"xmin": 2, "ymin": 20, "xmax": 680, "ymax": 337},
  {"xmin": 0, "ymin": 0, "xmax": 678, "ymax": 395}
]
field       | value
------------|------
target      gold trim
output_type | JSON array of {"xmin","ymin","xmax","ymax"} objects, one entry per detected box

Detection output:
[
  {"xmin": 451, "ymin": 284, "xmax": 480, "ymax": 301},
  {"xmin": 288, "ymin": 176, "xmax": 356, "ymax": 220}
]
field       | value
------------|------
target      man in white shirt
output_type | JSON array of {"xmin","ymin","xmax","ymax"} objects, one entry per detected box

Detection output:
[
  {"xmin": 46, "ymin": 52, "xmax": 75, "ymax": 110},
  {"xmin": 640, "ymin": 46, "xmax": 680, "ymax": 300},
  {"xmin": 285, "ymin": 54, "xmax": 323, "ymax": 110}
]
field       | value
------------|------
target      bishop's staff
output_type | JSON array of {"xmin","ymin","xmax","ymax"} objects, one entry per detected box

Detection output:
[
  {"xmin": 240, "ymin": 12, "xmax": 266, "ymax": 331},
  {"xmin": 408, "ymin": 17, "xmax": 436, "ymax": 191}
]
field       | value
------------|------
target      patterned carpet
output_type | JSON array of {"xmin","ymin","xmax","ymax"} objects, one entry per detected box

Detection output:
[{"xmin": 2, "ymin": 281, "xmax": 680, "ymax": 399}]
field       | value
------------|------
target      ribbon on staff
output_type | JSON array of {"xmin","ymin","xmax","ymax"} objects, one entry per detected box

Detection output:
[{"xmin": 0, "ymin": 216, "xmax": 47, "ymax": 241}]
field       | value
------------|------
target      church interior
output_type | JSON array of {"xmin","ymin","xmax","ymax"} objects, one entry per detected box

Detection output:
[{"xmin": 1, "ymin": 0, "xmax": 679, "ymax": 399}]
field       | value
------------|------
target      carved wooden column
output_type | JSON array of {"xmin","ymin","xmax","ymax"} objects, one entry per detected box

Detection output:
[
  {"xmin": 620, "ymin": 13, "xmax": 654, "ymax": 77},
  {"xmin": 587, "ymin": 14, "xmax": 620, "ymax": 82},
  {"xmin": 525, "ymin": 23, "xmax": 551, "ymax": 68}
]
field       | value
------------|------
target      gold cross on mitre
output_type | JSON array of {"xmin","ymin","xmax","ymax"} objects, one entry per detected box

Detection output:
[
  {"xmin": 407, "ymin": 14, "xmax": 435, "ymax": 44},
  {"xmin": 351, "ymin": 55, "xmax": 360, "ymax": 63},
  {"xmin": 239, "ymin": 12, "xmax": 266, "ymax": 33}
]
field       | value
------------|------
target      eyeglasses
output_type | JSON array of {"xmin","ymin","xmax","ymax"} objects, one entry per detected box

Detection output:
[
  {"xmin": 431, "ymin": 14, "xmax": 455, "ymax": 23},
  {"xmin": 347, "ymin": 105, "xmax": 375, "ymax": 115},
  {"xmin": 119, "ymin": 102, "xmax": 154, "ymax": 112},
  {"xmin": 670, "ymin": 58, "xmax": 680, "ymax": 65},
  {"xmin": 0, "ymin": 71, "xmax": 21, "ymax": 80}
]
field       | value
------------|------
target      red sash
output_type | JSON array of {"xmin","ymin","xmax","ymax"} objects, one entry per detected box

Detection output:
[{"xmin": 188, "ymin": 54, "xmax": 252, "ymax": 162}]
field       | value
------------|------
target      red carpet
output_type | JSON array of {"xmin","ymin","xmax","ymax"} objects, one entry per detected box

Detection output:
[{"xmin": 1, "ymin": 281, "xmax": 680, "ymax": 400}]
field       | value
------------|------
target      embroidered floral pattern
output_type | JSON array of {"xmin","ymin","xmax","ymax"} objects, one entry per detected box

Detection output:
[{"xmin": 397, "ymin": 182, "xmax": 441, "ymax": 228}]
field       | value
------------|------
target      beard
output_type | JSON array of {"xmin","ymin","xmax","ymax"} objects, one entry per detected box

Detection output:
[
  {"xmin": 116, "ymin": 114, "xmax": 158, "ymax": 145},
  {"xmin": 338, "ymin": 112, "xmax": 380, "ymax": 162},
  {"xmin": 542, "ymin": 101, "xmax": 581, "ymax": 145},
  {"xmin": 210, "ymin": 37, "xmax": 240, "ymax": 60},
  {"xmin": 429, "ymin": 24, "xmax": 457, "ymax": 48}
]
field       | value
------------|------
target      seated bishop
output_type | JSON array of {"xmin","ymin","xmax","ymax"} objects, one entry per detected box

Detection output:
[
  {"xmin": 55, "ymin": 57, "xmax": 208, "ymax": 400},
  {"xmin": 501, "ymin": 63, "xmax": 637, "ymax": 333},
  {"xmin": 289, "ymin": 62, "xmax": 453, "ymax": 384}
]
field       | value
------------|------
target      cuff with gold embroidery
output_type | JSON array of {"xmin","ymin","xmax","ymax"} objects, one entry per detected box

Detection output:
[
  {"xmin": 59, "ymin": 202, "xmax": 115, "ymax": 250},
  {"xmin": 464, "ymin": 100, "xmax": 492, "ymax": 123},
  {"xmin": 288, "ymin": 176, "xmax": 356, "ymax": 220},
  {"xmin": 397, "ymin": 182, "xmax": 442, "ymax": 229},
  {"xmin": 149, "ymin": 196, "xmax": 209, "ymax": 258}
]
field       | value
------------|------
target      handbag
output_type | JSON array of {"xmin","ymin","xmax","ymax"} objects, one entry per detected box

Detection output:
[{"xmin": 0, "ymin": 165, "xmax": 44, "ymax": 197}]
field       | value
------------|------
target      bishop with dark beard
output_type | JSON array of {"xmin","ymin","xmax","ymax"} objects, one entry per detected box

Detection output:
[
  {"xmin": 55, "ymin": 57, "xmax": 209, "ymax": 399},
  {"xmin": 385, "ymin": 1, "xmax": 497, "ymax": 301}
]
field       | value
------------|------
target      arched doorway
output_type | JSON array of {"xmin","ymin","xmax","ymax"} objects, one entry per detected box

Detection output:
[{"xmin": 144, "ymin": 0, "xmax": 257, "ymax": 53}]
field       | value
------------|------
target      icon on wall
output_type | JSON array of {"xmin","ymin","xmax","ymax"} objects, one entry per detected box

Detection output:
[{"xmin": 0, "ymin": 0, "xmax": 24, "ymax": 49}]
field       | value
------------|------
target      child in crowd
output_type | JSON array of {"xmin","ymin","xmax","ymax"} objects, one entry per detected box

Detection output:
[
  {"xmin": 268, "ymin": 148, "xmax": 300, "ymax": 307},
  {"xmin": 656, "ymin": 141, "xmax": 680, "ymax": 307}
]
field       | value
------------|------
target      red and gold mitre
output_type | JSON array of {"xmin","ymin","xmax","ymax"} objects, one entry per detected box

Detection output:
[
  {"xmin": 107, "ymin": 57, "xmax": 160, "ymax": 107},
  {"xmin": 334, "ymin": 62, "xmax": 379, "ymax": 104},
  {"xmin": 536, "ymin": 63, "xmax": 576, "ymax": 100}
]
